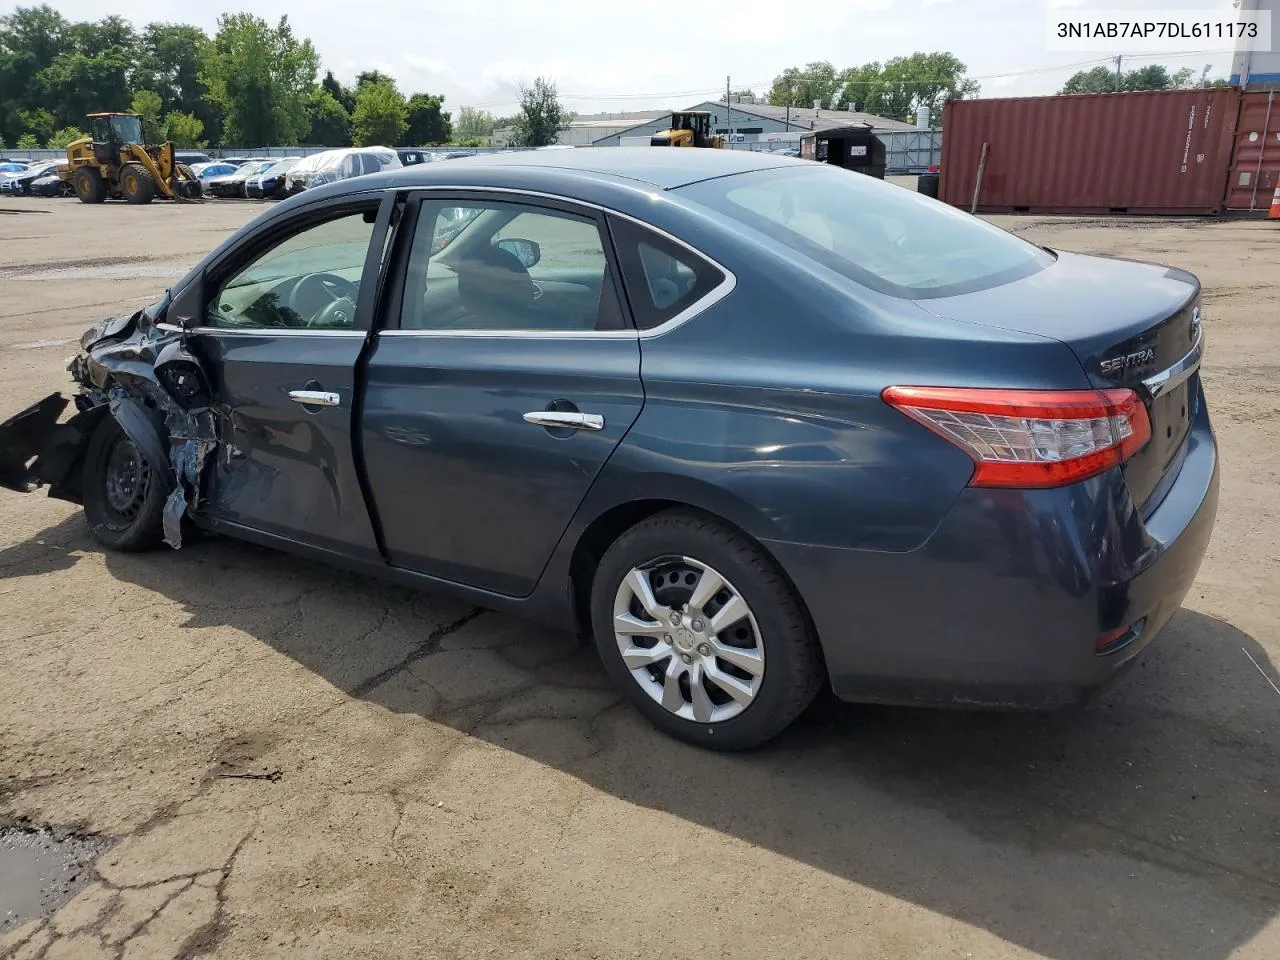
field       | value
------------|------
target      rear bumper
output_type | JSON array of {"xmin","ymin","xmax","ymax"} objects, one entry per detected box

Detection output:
[{"xmin": 767, "ymin": 387, "xmax": 1220, "ymax": 709}]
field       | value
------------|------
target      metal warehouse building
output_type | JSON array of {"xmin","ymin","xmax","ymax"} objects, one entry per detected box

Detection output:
[
  {"xmin": 591, "ymin": 99, "xmax": 916, "ymax": 147},
  {"xmin": 1231, "ymin": 0, "xmax": 1280, "ymax": 87}
]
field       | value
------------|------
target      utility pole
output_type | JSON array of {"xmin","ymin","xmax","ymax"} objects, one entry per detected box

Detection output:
[
  {"xmin": 1114, "ymin": 55, "xmax": 1122, "ymax": 92},
  {"xmin": 726, "ymin": 75, "xmax": 732, "ymax": 146}
]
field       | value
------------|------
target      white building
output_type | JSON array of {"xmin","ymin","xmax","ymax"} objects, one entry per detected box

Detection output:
[
  {"xmin": 591, "ymin": 99, "xmax": 915, "ymax": 148},
  {"xmin": 1230, "ymin": 0, "xmax": 1280, "ymax": 88}
]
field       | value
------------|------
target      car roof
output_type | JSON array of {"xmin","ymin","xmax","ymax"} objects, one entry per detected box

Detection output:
[{"xmin": 377, "ymin": 146, "xmax": 793, "ymax": 191}]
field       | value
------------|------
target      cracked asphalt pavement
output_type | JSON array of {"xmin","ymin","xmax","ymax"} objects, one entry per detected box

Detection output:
[{"xmin": 1, "ymin": 199, "xmax": 1278, "ymax": 960}]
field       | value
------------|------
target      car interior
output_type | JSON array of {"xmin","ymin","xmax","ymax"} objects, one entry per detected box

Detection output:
[{"xmin": 401, "ymin": 204, "xmax": 627, "ymax": 332}]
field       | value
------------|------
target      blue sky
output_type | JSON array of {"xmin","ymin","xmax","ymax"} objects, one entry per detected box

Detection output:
[{"xmin": 6, "ymin": 0, "xmax": 1246, "ymax": 114}]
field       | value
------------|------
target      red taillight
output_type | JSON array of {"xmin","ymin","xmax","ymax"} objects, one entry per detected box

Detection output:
[{"xmin": 882, "ymin": 386, "xmax": 1151, "ymax": 488}]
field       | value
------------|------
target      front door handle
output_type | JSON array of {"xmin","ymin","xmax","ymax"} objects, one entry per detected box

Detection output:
[
  {"xmin": 289, "ymin": 389, "xmax": 341, "ymax": 407},
  {"xmin": 522, "ymin": 411, "xmax": 604, "ymax": 432}
]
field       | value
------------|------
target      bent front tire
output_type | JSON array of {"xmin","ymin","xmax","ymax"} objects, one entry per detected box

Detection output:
[
  {"xmin": 591, "ymin": 510, "xmax": 824, "ymax": 750},
  {"xmin": 82, "ymin": 416, "xmax": 171, "ymax": 551}
]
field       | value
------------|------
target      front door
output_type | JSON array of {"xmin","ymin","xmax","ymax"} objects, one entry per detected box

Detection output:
[
  {"xmin": 190, "ymin": 195, "xmax": 392, "ymax": 561},
  {"xmin": 361, "ymin": 192, "xmax": 644, "ymax": 597}
]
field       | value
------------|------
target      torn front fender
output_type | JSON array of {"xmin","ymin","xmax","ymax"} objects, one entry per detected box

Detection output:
[
  {"xmin": 0, "ymin": 393, "xmax": 110, "ymax": 502},
  {"xmin": 0, "ymin": 394, "xmax": 68, "ymax": 491}
]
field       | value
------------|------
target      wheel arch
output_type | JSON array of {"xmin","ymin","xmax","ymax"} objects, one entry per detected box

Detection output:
[{"xmin": 564, "ymin": 491, "xmax": 823, "ymax": 670}]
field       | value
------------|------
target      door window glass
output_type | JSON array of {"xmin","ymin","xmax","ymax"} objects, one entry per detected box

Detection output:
[
  {"xmin": 400, "ymin": 200, "xmax": 624, "ymax": 332},
  {"xmin": 207, "ymin": 208, "xmax": 377, "ymax": 330}
]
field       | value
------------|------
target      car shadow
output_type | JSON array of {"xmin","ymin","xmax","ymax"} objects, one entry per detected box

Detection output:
[{"xmin": 7, "ymin": 514, "xmax": 1279, "ymax": 960}]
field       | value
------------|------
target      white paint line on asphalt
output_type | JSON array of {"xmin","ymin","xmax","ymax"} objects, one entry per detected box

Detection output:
[
  {"xmin": 1243, "ymin": 647, "xmax": 1280, "ymax": 699},
  {"xmin": 9, "ymin": 337, "xmax": 76, "ymax": 350}
]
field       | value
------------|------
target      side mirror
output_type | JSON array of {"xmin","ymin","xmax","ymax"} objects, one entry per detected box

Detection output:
[{"xmin": 494, "ymin": 237, "xmax": 540, "ymax": 269}]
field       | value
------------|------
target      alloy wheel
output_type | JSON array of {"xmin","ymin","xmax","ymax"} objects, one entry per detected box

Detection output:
[{"xmin": 612, "ymin": 556, "xmax": 765, "ymax": 723}]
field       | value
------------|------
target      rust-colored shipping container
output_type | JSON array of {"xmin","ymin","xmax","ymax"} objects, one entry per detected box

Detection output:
[
  {"xmin": 1226, "ymin": 90, "xmax": 1280, "ymax": 211},
  {"xmin": 939, "ymin": 89, "xmax": 1242, "ymax": 215}
]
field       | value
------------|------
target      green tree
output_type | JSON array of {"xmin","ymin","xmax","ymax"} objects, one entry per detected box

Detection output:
[
  {"xmin": 451, "ymin": 136, "xmax": 485, "ymax": 147},
  {"xmin": 351, "ymin": 79, "xmax": 407, "ymax": 146},
  {"xmin": 356, "ymin": 70, "xmax": 396, "ymax": 91},
  {"xmin": 1060, "ymin": 66, "xmax": 1117, "ymax": 94},
  {"xmin": 768, "ymin": 61, "xmax": 841, "ymax": 108},
  {"xmin": 454, "ymin": 106, "xmax": 496, "ymax": 141},
  {"xmin": 18, "ymin": 107, "xmax": 55, "ymax": 142},
  {"xmin": 45, "ymin": 124, "xmax": 84, "ymax": 147},
  {"xmin": 136, "ymin": 23, "xmax": 220, "ymax": 144},
  {"xmin": 35, "ymin": 16, "xmax": 138, "ymax": 127},
  {"xmin": 878, "ymin": 52, "xmax": 978, "ymax": 119},
  {"xmin": 404, "ymin": 92, "xmax": 450, "ymax": 144},
  {"xmin": 201, "ymin": 14, "xmax": 317, "ymax": 146},
  {"xmin": 164, "ymin": 111, "xmax": 204, "ymax": 146},
  {"xmin": 130, "ymin": 89, "xmax": 163, "ymax": 138},
  {"xmin": 16, "ymin": 132, "xmax": 38, "ymax": 149},
  {"xmin": 306, "ymin": 88, "xmax": 350, "ymax": 146},
  {"xmin": 513, "ymin": 77, "xmax": 564, "ymax": 147},
  {"xmin": 732, "ymin": 88, "xmax": 757, "ymax": 100},
  {"xmin": 1060, "ymin": 63, "xmax": 1181, "ymax": 95},
  {"xmin": 1123, "ymin": 64, "xmax": 1172, "ymax": 92},
  {"xmin": 0, "ymin": 5, "xmax": 72, "ymax": 144},
  {"xmin": 321, "ymin": 69, "xmax": 354, "ymax": 112}
]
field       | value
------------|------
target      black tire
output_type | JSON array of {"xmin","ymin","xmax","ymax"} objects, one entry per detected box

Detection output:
[
  {"xmin": 120, "ymin": 163, "xmax": 156, "ymax": 204},
  {"xmin": 81, "ymin": 417, "xmax": 171, "ymax": 551},
  {"xmin": 590, "ymin": 510, "xmax": 824, "ymax": 750},
  {"xmin": 73, "ymin": 167, "xmax": 107, "ymax": 204}
]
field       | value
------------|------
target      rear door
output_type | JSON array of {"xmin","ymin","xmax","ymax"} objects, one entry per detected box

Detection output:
[
  {"xmin": 187, "ymin": 193, "xmax": 394, "ymax": 561},
  {"xmin": 360, "ymin": 191, "xmax": 643, "ymax": 597}
]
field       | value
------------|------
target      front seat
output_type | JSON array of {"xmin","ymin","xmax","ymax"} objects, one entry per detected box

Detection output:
[{"xmin": 455, "ymin": 244, "xmax": 541, "ymax": 329}]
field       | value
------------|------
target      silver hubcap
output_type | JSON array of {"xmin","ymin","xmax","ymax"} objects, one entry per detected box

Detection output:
[{"xmin": 613, "ymin": 557, "xmax": 765, "ymax": 723}]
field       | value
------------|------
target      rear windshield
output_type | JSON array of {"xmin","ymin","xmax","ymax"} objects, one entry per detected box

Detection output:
[{"xmin": 678, "ymin": 165, "xmax": 1053, "ymax": 299}]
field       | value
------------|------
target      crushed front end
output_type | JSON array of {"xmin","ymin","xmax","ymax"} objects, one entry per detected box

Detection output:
[{"xmin": 0, "ymin": 303, "xmax": 216, "ymax": 549}]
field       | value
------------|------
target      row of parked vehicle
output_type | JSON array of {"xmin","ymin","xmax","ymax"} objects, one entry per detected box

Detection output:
[{"xmin": 0, "ymin": 146, "xmax": 479, "ymax": 201}]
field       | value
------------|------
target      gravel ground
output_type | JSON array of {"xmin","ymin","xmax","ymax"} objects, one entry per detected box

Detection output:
[{"xmin": 0, "ymin": 197, "xmax": 1277, "ymax": 960}]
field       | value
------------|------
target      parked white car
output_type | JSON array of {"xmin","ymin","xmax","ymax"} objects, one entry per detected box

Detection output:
[{"xmin": 285, "ymin": 147, "xmax": 401, "ymax": 194}]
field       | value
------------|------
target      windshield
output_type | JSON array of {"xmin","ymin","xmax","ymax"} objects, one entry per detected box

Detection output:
[
  {"xmin": 680, "ymin": 166, "xmax": 1053, "ymax": 300},
  {"xmin": 110, "ymin": 115, "xmax": 144, "ymax": 145}
]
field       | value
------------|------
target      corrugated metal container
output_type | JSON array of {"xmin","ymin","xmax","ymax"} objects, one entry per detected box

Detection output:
[
  {"xmin": 1226, "ymin": 90, "xmax": 1280, "ymax": 211},
  {"xmin": 939, "ymin": 89, "xmax": 1242, "ymax": 215}
]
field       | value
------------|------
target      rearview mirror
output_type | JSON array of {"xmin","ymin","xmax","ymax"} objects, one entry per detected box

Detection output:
[{"xmin": 494, "ymin": 237, "xmax": 541, "ymax": 269}]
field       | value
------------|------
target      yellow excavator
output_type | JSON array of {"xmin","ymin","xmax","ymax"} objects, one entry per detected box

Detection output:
[
  {"xmin": 650, "ymin": 111, "xmax": 725, "ymax": 148},
  {"xmin": 60, "ymin": 113, "xmax": 202, "ymax": 204}
]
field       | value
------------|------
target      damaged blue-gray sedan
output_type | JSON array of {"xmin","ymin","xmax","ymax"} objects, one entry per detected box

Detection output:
[{"xmin": 0, "ymin": 149, "xmax": 1219, "ymax": 749}]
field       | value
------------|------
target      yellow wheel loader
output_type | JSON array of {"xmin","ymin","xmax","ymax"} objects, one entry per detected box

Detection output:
[
  {"xmin": 60, "ymin": 113, "xmax": 202, "ymax": 205},
  {"xmin": 650, "ymin": 111, "xmax": 725, "ymax": 148}
]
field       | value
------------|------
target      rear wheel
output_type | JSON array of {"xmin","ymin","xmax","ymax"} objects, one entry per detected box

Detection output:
[
  {"xmin": 73, "ymin": 167, "xmax": 107, "ymax": 204},
  {"xmin": 120, "ymin": 163, "xmax": 156, "ymax": 205},
  {"xmin": 82, "ymin": 417, "xmax": 170, "ymax": 551},
  {"xmin": 590, "ymin": 510, "xmax": 824, "ymax": 750}
]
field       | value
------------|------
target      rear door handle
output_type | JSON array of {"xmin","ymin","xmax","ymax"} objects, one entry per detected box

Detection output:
[
  {"xmin": 289, "ymin": 389, "xmax": 341, "ymax": 407},
  {"xmin": 522, "ymin": 411, "xmax": 604, "ymax": 431}
]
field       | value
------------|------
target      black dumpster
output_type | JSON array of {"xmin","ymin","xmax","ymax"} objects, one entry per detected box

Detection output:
[
  {"xmin": 801, "ymin": 123, "xmax": 886, "ymax": 179},
  {"xmin": 917, "ymin": 168, "xmax": 940, "ymax": 198}
]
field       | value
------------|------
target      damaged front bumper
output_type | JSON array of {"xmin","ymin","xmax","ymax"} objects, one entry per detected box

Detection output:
[{"xmin": 0, "ymin": 307, "xmax": 216, "ymax": 549}]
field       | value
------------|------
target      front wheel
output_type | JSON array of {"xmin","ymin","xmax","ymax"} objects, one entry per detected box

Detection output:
[
  {"xmin": 73, "ymin": 167, "xmax": 106, "ymax": 204},
  {"xmin": 82, "ymin": 417, "xmax": 171, "ymax": 551},
  {"xmin": 590, "ymin": 510, "xmax": 824, "ymax": 750}
]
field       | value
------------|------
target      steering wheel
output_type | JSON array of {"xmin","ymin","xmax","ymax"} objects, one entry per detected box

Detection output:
[{"xmin": 288, "ymin": 272, "xmax": 359, "ymax": 328}]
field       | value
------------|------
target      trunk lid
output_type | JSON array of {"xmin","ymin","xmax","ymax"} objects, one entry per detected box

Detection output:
[{"xmin": 916, "ymin": 250, "xmax": 1202, "ymax": 511}]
